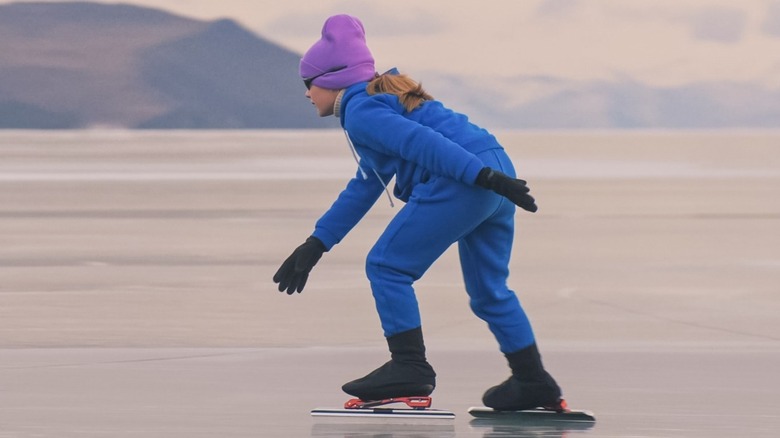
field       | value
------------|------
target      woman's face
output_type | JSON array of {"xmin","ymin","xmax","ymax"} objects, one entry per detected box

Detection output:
[{"xmin": 305, "ymin": 85, "xmax": 340, "ymax": 117}]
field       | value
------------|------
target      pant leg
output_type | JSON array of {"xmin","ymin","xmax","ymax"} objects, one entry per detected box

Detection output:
[
  {"xmin": 458, "ymin": 203, "xmax": 536, "ymax": 353},
  {"xmin": 458, "ymin": 150, "xmax": 536, "ymax": 353},
  {"xmin": 366, "ymin": 174, "xmax": 499, "ymax": 337}
]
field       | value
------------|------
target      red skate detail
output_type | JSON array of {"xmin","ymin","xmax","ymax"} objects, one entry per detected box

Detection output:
[
  {"xmin": 543, "ymin": 398, "xmax": 569, "ymax": 413},
  {"xmin": 344, "ymin": 396, "xmax": 433, "ymax": 410}
]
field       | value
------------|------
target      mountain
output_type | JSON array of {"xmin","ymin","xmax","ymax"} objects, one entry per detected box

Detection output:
[
  {"xmin": 0, "ymin": 2, "xmax": 335, "ymax": 129},
  {"xmin": 426, "ymin": 74, "xmax": 780, "ymax": 130},
  {"xmin": 1, "ymin": 2, "xmax": 777, "ymax": 130}
]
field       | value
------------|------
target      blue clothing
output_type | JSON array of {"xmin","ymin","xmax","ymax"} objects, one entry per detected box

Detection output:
[{"xmin": 311, "ymin": 82, "xmax": 536, "ymax": 353}]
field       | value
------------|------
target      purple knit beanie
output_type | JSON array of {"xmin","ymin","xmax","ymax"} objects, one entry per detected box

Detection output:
[{"xmin": 300, "ymin": 14, "xmax": 376, "ymax": 89}]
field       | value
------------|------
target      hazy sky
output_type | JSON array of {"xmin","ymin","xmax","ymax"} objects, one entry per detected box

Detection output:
[{"xmin": 5, "ymin": 0, "xmax": 780, "ymax": 87}]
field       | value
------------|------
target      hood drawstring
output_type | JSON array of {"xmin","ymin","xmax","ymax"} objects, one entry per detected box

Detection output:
[{"xmin": 343, "ymin": 130, "xmax": 395, "ymax": 208}]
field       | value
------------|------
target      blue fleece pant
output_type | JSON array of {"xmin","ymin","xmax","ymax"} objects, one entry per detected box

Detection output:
[{"xmin": 365, "ymin": 148, "xmax": 536, "ymax": 354}]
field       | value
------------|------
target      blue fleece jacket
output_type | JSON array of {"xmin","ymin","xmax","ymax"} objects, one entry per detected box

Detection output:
[{"xmin": 312, "ymin": 82, "xmax": 504, "ymax": 249}]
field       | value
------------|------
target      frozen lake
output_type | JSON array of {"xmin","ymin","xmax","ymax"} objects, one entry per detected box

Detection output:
[{"xmin": 1, "ymin": 130, "xmax": 779, "ymax": 437}]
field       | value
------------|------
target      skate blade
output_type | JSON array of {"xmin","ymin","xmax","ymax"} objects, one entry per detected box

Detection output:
[
  {"xmin": 312, "ymin": 407, "xmax": 455, "ymax": 419},
  {"xmin": 468, "ymin": 406, "xmax": 596, "ymax": 423}
]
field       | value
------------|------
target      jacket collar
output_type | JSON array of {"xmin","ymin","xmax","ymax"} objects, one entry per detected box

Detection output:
[
  {"xmin": 335, "ymin": 82, "xmax": 369, "ymax": 125},
  {"xmin": 333, "ymin": 89, "xmax": 345, "ymax": 119}
]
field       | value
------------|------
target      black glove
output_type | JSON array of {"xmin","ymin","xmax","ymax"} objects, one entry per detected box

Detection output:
[
  {"xmin": 273, "ymin": 236, "xmax": 327, "ymax": 294},
  {"xmin": 475, "ymin": 167, "xmax": 538, "ymax": 213}
]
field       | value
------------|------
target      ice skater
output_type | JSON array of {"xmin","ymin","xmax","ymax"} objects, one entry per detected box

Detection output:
[{"xmin": 273, "ymin": 14, "xmax": 562, "ymax": 411}]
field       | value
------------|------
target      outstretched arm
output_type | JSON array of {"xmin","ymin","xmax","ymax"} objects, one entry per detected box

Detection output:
[{"xmin": 273, "ymin": 169, "xmax": 385, "ymax": 294}]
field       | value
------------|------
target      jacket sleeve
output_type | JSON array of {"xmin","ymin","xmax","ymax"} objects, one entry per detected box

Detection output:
[
  {"xmin": 345, "ymin": 96, "xmax": 485, "ymax": 184},
  {"xmin": 311, "ymin": 168, "xmax": 385, "ymax": 250}
]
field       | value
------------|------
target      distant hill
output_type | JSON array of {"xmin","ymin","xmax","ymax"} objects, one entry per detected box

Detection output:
[
  {"xmin": 427, "ymin": 74, "xmax": 780, "ymax": 130},
  {"xmin": 0, "ymin": 2, "xmax": 336, "ymax": 129},
  {"xmin": 2, "ymin": 2, "xmax": 777, "ymax": 130}
]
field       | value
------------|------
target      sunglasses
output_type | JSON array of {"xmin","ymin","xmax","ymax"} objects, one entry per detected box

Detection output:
[{"xmin": 303, "ymin": 65, "xmax": 347, "ymax": 90}]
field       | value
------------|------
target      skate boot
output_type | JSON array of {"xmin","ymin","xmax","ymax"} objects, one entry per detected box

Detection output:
[
  {"xmin": 482, "ymin": 343, "xmax": 562, "ymax": 411},
  {"xmin": 342, "ymin": 327, "xmax": 436, "ymax": 401}
]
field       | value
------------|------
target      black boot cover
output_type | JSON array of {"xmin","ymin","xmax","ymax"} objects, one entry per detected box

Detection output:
[
  {"xmin": 342, "ymin": 327, "xmax": 436, "ymax": 400},
  {"xmin": 482, "ymin": 343, "xmax": 562, "ymax": 411}
]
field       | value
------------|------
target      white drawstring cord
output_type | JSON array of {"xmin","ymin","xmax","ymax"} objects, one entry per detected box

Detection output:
[
  {"xmin": 343, "ymin": 129, "xmax": 368, "ymax": 180},
  {"xmin": 343, "ymin": 130, "xmax": 395, "ymax": 208}
]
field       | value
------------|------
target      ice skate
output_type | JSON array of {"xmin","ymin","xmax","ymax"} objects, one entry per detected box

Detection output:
[
  {"xmin": 482, "ymin": 343, "xmax": 562, "ymax": 411},
  {"xmin": 342, "ymin": 358, "xmax": 436, "ymax": 400},
  {"xmin": 342, "ymin": 327, "xmax": 436, "ymax": 401},
  {"xmin": 482, "ymin": 371, "xmax": 562, "ymax": 411}
]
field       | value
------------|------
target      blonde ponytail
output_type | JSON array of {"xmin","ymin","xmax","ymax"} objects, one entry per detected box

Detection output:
[{"xmin": 366, "ymin": 73, "xmax": 433, "ymax": 112}]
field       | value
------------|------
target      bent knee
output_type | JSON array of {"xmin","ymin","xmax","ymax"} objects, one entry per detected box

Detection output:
[{"xmin": 469, "ymin": 289, "xmax": 521, "ymax": 314}]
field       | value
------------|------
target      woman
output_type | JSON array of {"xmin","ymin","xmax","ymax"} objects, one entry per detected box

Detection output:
[{"xmin": 273, "ymin": 14, "xmax": 562, "ymax": 411}]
